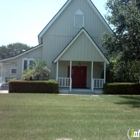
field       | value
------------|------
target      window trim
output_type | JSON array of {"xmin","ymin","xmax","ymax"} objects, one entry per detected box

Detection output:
[
  {"xmin": 22, "ymin": 58, "xmax": 35, "ymax": 72},
  {"xmin": 10, "ymin": 68, "xmax": 17, "ymax": 74},
  {"xmin": 29, "ymin": 58, "xmax": 35, "ymax": 70},
  {"xmin": 74, "ymin": 9, "xmax": 84, "ymax": 28},
  {"xmin": 22, "ymin": 58, "xmax": 28, "ymax": 72}
]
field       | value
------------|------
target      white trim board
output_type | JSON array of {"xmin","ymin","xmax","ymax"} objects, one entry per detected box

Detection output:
[
  {"xmin": 74, "ymin": 9, "xmax": 84, "ymax": 28},
  {"xmin": 86, "ymin": 0, "xmax": 112, "ymax": 33},
  {"xmin": 38, "ymin": 0, "xmax": 72, "ymax": 43},
  {"xmin": 38, "ymin": 0, "xmax": 113, "ymax": 44},
  {"xmin": 22, "ymin": 58, "xmax": 35, "ymax": 72},
  {"xmin": 53, "ymin": 28, "xmax": 109, "ymax": 64},
  {"xmin": 10, "ymin": 68, "xmax": 17, "ymax": 74},
  {"xmin": 0, "ymin": 44, "xmax": 43, "ymax": 62}
]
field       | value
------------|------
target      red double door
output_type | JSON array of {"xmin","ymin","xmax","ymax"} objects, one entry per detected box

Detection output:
[{"xmin": 68, "ymin": 66, "xmax": 87, "ymax": 88}]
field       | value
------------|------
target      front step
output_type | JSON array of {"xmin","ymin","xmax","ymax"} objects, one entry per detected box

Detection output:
[
  {"xmin": 70, "ymin": 89, "xmax": 93, "ymax": 94},
  {"xmin": 59, "ymin": 88, "xmax": 103, "ymax": 94},
  {"xmin": 0, "ymin": 83, "xmax": 9, "ymax": 90}
]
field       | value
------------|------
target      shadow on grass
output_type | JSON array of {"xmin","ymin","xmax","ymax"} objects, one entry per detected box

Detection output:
[{"xmin": 115, "ymin": 96, "xmax": 140, "ymax": 108}]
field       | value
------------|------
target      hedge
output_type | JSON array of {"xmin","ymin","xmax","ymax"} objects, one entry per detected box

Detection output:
[
  {"xmin": 9, "ymin": 79, "xmax": 59, "ymax": 93},
  {"xmin": 103, "ymin": 83, "xmax": 140, "ymax": 94}
]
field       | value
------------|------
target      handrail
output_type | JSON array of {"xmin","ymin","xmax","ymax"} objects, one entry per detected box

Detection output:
[
  {"xmin": 93, "ymin": 79, "xmax": 104, "ymax": 89},
  {"xmin": 58, "ymin": 77, "xmax": 71, "ymax": 87}
]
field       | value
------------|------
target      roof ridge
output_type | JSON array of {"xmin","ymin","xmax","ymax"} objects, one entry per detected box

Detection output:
[
  {"xmin": 38, "ymin": 0, "xmax": 113, "ymax": 44},
  {"xmin": 38, "ymin": 0, "xmax": 72, "ymax": 43},
  {"xmin": 53, "ymin": 28, "xmax": 109, "ymax": 64}
]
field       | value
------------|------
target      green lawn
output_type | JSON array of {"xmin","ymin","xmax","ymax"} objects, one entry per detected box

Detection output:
[{"xmin": 0, "ymin": 94, "xmax": 140, "ymax": 140}]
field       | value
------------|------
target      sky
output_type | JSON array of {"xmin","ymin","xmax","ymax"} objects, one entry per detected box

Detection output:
[{"xmin": 0, "ymin": 0, "xmax": 107, "ymax": 47}]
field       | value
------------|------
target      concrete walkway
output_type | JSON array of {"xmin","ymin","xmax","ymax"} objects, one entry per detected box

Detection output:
[
  {"xmin": 0, "ymin": 90, "xmax": 8, "ymax": 94},
  {"xmin": 0, "ymin": 91, "xmax": 101, "ymax": 95}
]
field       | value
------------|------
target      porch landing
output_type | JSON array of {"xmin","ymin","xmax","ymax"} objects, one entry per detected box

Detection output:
[{"xmin": 59, "ymin": 88, "xmax": 103, "ymax": 94}]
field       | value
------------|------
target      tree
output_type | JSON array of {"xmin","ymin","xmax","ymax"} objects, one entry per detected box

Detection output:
[
  {"xmin": 132, "ymin": 60, "xmax": 140, "ymax": 83},
  {"xmin": 0, "ymin": 43, "xmax": 31, "ymax": 59},
  {"xmin": 22, "ymin": 61, "xmax": 51, "ymax": 80},
  {"xmin": 102, "ymin": 0, "xmax": 140, "ymax": 81},
  {"xmin": 103, "ymin": 0, "xmax": 140, "ymax": 61},
  {"xmin": 22, "ymin": 70, "xmax": 35, "ymax": 80}
]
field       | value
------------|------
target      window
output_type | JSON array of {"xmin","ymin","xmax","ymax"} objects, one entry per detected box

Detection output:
[
  {"xmin": 22, "ymin": 58, "xmax": 34, "ymax": 71},
  {"xmin": 23, "ymin": 60, "xmax": 28, "ymax": 70},
  {"xmin": 29, "ymin": 60, "xmax": 34, "ymax": 65},
  {"xmin": 11, "ymin": 69, "xmax": 17, "ymax": 74},
  {"xmin": 29, "ymin": 60, "xmax": 35, "ymax": 70},
  {"xmin": 74, "ymin": 10, "xmax": 84, "ymax": 28}
]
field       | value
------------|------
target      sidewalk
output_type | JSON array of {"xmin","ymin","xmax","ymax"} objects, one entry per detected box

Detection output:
[{"xmin": 0, "ymin": 90, "xmax": 8, "ymax": 94}]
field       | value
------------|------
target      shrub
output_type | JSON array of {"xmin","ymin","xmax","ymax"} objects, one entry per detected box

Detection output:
[
  {"xmin": 5, "ymin": 77, "xmax": 17, "ymax": 83},
  {"xmin": 22, "ymin": 61, "xmax": 51, "ymax": 80},
  {"xmin": 9, "ymin": 79, "xmax": 59, "ymax": 94},
  {"xmin": 103, "ymin": 83, "xmax": 140, "ymax": 94}
]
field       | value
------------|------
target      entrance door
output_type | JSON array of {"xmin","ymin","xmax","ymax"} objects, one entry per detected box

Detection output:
[{"xmin": 68, "ymin": 66, "xmax": 87, "ymax": 88}]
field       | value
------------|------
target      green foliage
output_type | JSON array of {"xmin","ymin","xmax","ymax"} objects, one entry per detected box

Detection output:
[
  {"xmin": 5, "ymin": 77, "xmax": 17, "ymax": 83},
  {"xmin": 102, "ymin": 0, "xmax": 140, "ymax": 82},
  {"xmin": 110, "ymin": 55, "xmax": 140, "ymax": 82},
  {"xmin": 9, "ymin": 80, "xmax": 59, "ymax": 93},
  {"xmin": 104, "ymin": 82, "xmax": 140, "ymax": 94},
  {"xmin": 22, "ymin": 60, "xmax": 51, "ymax": 80},
  {"xmin": 22, "ymin": 70, "xmax": 34, "ymax": 80},
  {"xmin": 102, "ymin": 32, "xmax": 117, "ymax": 57},
  {"xmin": 106, "ymin": 65, "xmax": 114, "ymax": 82},
  {"xmin": 132, "ymin": 61, "xmax": 140, "ymax": 83},
  {"xmin": 102, "ymin": 0, "xmax": 140, "ymax": 61},
  {"xmin": 0, "ymin": 43, "xmax": 31, "ymax": 59},
  {"xmin": 0, "ymin": 94, "xmax": 140, "ymax": 140}
]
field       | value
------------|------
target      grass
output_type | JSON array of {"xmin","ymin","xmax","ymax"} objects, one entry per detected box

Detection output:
[{"xmin": 0, "ymin": 94, "xmax": 140, "ymax": 140}]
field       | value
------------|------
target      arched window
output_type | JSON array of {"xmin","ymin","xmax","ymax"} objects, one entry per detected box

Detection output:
[
  {"xmin": 22, "ymin": 58, "xmax": 28, "ymax": 71},
  {"xmin": 29, "ymin": 58, "xmax": 35, "ymax": 70},
  {"xmin": 22, "ymin": 58, "xmax": 35, "ymax": 71},
  {"xmin": 74, "ymin": 10, "xmax": 84, "ymax": 28}
]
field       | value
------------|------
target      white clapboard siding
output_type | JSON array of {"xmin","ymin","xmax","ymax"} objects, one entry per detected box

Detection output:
[
  {"xmin": 59, "ymin": 32, "xmax": 104, "ymax": 62},
  {"xmin": 42, "ymin": 0, "xmax": 110, "ymax": 78},
  {"xmin": 3, "ymin": 47, "xmax": 43, "ymax": 79}
]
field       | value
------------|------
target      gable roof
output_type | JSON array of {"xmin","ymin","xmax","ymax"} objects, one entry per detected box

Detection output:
[
  {"xmin": 0, "ymin": 44, "xmax": 43, "ymax": 62},
  {"xmin": 38, "ymin": 0, "xmax": 72, "ymax": 43},
  {"xmin": 38, "ymin": 0, "xmax": 113, "ymax": 44},
  {"xmin": 53, "ymin": 28, "xmax": 109, "ymax": 64}
]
